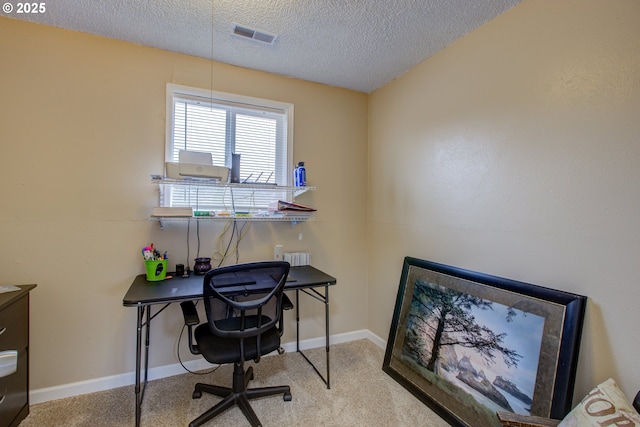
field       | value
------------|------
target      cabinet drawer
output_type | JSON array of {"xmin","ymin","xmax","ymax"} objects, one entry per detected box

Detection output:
[
  {"xmin": 0, "ymin": 350, "xmax": 27, "ymax": 427},
  {"xmin": 0, "ymin": 297, "xmax": 28, "ymax": 351}
]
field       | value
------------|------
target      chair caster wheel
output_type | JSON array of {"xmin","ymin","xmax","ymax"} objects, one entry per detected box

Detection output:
[
  {"xmin": 283, "ymin": 392, "xmax": 292, "ymax": 402},
  {"xmin": 192, "ymin": 390, "xmax": 202, "ymax": 399},
  {"xmin": 277, "ymin": 347, "xmax": 285, "ymax": 355}
]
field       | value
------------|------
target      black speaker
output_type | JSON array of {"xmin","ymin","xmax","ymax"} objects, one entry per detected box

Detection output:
[{"xmin": 231, "ymin": 153, "xmax": 241, "ymax": 183}]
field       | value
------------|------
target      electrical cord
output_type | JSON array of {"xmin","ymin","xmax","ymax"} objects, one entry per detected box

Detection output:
[
  {"xmin": 211, "ymin": 220, "xmax": 232, "ymax": 263},
  {"xmin": 211, "ymin": 219, "xmax": 250, "ymax": 266},
  {"xmin": 235, "ymin": 221, "xmax": 250, "ymax": 263},
  {"xmin": 212, "ymin": 220, "xmax": 234, "ymax": 266},
  {"xmin": 211, "ymin": 188, "xmax": 249, "ymax": 266},
  {"xmin": 196, "ymin": 219, "xmax": 201, "ymax": 258},
  {"xmin": 176, "ymin": 301, "xmax": 219, "ymax": 376},
  {"xmin": 186, "ymin": 219, "xmax": 191, "ymax": 271},
  {"xmin": 222, "ymin": 220, "xmax": 236, "ymax": 265}
]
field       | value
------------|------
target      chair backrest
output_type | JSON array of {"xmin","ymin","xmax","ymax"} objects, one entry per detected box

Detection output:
[{"xmin": 202, "ymin": 261, "xmax": 290, "ymax": 342}]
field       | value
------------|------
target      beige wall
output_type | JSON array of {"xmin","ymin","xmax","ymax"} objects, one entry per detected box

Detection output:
[
  {"xmin": 0, "ymin": 17, "xmax": 368, "ymax": 390},
  {"xmin": 368, "ymin": 0, "xmax": 640, "ymax": 404},
  {"xmin": 2, "ymin": 0, "xmax": 639, "ymax": 410}
]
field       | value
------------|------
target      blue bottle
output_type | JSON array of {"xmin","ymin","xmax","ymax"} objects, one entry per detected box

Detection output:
[{"xmin": 294, "ymin": 161, "xmax": 306, "ymax": 186}]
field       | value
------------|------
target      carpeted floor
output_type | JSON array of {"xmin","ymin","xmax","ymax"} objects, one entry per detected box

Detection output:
[{"xmin": 20, "ymin": 339, "xmax": 449, "ymax": 426}]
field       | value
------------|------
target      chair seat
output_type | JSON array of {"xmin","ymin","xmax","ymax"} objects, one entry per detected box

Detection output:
[
  {"xmin": 194, "ymin": 318, "xmax": 281, "ymax": 364},
  {"xmin": 184, "ymin": 261, "xmax": 292, "ymax": 427}
]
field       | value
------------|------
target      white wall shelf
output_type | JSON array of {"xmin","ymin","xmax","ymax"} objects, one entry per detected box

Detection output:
[
  {"xmin": 151, "ymin": 177, "xmax": 315, "ymax": 227},
  {"xmin": 152, "ymin": 177, "xmax": 315, "ymax": 196}
]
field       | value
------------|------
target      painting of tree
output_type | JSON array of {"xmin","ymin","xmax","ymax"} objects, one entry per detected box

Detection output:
[
  {"xmin": 384, "ymin": 257, "xmax": 587, "ymax": 426},
  {"xmin": 404, "ymin": 278, "xmax": 522, "ymax": 374}
]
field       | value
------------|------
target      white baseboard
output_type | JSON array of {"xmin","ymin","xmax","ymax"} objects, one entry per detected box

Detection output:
[{"xmin": 30, "ymin": 329, "xmax": 386, "ymax": 405}]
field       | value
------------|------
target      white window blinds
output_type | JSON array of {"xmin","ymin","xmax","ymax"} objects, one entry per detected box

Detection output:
[{"xmin": 166, "ymin": 84, "xmax": 293, "ymax": 211}]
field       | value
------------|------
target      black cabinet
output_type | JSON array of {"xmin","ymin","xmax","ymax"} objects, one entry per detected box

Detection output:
[{"xmin": 0, "ymin": 285, "xmax": 35, "ymax": 427}]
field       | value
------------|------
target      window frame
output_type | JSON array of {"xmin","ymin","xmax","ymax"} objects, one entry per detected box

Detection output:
[{"xmin": 165, "ymin": 84, "xmax": 295, "ymax": 211}]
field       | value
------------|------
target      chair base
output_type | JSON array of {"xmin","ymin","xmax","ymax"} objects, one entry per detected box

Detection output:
[{"xmin": 189, "ymin": 363, "xmax": 291, "ymax": 427}]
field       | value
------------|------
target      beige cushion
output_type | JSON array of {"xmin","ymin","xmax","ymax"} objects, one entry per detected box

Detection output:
[{"xmin": 559, "ymin": 378, "xmax": 640, "ymax": 427}]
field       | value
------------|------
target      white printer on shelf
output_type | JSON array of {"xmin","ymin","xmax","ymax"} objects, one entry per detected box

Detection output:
[{"xmin": 165, "ymin": 150, "xmax": 230, "ymax": 181}]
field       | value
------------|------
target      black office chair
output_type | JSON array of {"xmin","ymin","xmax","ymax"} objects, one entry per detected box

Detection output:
[{"xmin": 180, "ymin": 261, "xmax": 292, "ymax": 427}]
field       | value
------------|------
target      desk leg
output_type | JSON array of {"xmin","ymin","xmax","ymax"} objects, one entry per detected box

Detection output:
[
  {"xmin": 134, "ymin": 306, "xmax": 151, "ymax": 427},
  {"xmin": 144, "ymin": 307, "xmax": 151, "ymax": 394},
  {"xmin": 295, "ymin": 285, "xmax": 331, "ymax": 389},
  {"xmin": 134, "ymin": 305, "xmax": 144, "ymax": 427},
  {"xmin": 324, "ymin": 284, "xmax": 330, "ymax": 389},
  {"xmin": 295, "ymin": 290, "xmax": 300, "ymax": 352}
]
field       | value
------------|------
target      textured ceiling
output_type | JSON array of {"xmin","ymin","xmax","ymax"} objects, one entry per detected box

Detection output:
[{"xmin": 3, "ymin": 0, "xmax": 521, "ymax": 93}]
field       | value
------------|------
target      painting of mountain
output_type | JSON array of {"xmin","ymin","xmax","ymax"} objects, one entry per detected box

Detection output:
[{"xmin": 400, "ymin": 278, "xmax": 544, "ymax": 416}]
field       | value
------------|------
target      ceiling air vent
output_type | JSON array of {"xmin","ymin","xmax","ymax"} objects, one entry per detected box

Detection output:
[{"xmin": 232, "ymin": 23, "xmax": 277, "ymax": 45}]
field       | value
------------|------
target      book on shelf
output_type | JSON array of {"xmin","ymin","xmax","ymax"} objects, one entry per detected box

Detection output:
[
  {"xmin": 270, "ymin": 200, "xmax": 317, "ymax": 212},
  {"xmin": 274, "ymin": 212, "xmax": 314, "ymax": 219},
  {"xmin": 152, "ymin": 207, "xmax": 194, "ymax": 217}
]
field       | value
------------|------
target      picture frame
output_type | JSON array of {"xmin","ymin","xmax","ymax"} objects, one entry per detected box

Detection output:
[{"xmin": 383, "ymin": 257, "xmax": 587, "ymax": 427}]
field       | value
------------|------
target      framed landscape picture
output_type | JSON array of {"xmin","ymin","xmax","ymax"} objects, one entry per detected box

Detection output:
[{"xmin": 383, "ymin": 257, "xmax": 587, "ymax": 427}]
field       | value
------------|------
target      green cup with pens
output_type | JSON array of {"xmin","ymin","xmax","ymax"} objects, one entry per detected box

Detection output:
[{"xmin": 142, "ymin": 244, "xmax": 168, "ymax": 282}]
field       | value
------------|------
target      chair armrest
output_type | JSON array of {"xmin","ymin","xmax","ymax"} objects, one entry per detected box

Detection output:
[
  {"xmin": 180, "ymin": 301, "xmax": 200, "ymax": 325},
  {"xmin": 496, "ymin": 412, "xmax": 561, "ymax": 427},
  {"xmin": 180, "ymin": 301, "xmax": 200, "ymax": 355},
  {"xmin": 276, "ymin": 293, "xmax": 294, "ymax": 341},
  {"xmin": 282, "ymin": 293, "xmax": 294, "ymax": 311}
]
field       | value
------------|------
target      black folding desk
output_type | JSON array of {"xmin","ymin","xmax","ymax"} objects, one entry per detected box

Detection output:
[{"xmin": 123, "ymin": 265, "xmax": 336, "ymax": 427}]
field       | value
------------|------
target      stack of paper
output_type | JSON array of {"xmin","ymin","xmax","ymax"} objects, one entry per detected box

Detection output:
[
  {"xmin": 152, "ymin": 207, "xmax": 194, "ymax": 217},
  {"xmin": 284, "ymin": 252, "xmax": 310, "ymax": 266}
]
